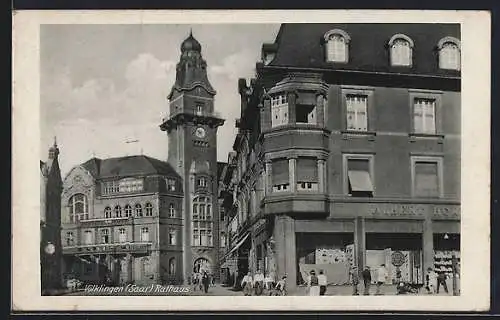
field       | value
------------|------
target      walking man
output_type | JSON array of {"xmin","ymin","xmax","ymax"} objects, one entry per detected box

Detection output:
[
  {"xmin": 254, "ymin": 269, "xmax": 265, "ymax": 296},
  {"xmin": 375, "ymin": 264, "xmax": 388, "ymax": 295},
  {"xmin": 350, "ymin": 265, "xmax": 359, "ymax": 295},
  {"xmin": 436, "ymin": 271, "xmax": 449, "ymax": 294},
  {"xmin": 202, "ymin": 271, "xmax": 210, "ymax": 294},
  {"xmin": 241, "ymin": 271, "xmax": 254, "ymax": 296},
  {"xmin": 318, "ymin": 270, "xmax": 327, "ymax": 296},
  {"xmin": 307, "ymin": 270, "xmax": 320, "ymax": 296},
  {"xmin": 425, "ymin": 267, "xmax": 437, "ymax": 294},
  {"xmin": 361, "ymin": 266, "xmax": 372, "ymax": 295}
]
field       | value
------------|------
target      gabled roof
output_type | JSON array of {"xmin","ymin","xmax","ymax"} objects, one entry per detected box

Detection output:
[
  {"xmin": 81, "ymin": 155, "xmax": 179, "ymax": 179},
  {"xmin": 268, "ymin": 23, "xmax": 461, "ymax": 77}
]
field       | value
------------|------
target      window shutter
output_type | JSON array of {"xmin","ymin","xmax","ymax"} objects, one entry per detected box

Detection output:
[
  {"xmin": 272, "ymin": 159, "xmax": 289, "ymax": 185},
  {"xmin": 297, "ymin": 158, "xmax": 318, "ymax": 182}
]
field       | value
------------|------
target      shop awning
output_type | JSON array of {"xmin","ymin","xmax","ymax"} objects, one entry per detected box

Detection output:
[
  {"xmin": 228, "ymin": 233, "xmax": 250, "ymax": 256},
  {"xmin": 348, "ymin": 170, "xmax": 373, "ymax": 192}
]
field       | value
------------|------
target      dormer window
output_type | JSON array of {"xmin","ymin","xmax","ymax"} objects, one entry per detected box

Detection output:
[
  {"xmin": 324, "ymin": 29, "xmax": 350, "ymax": 63},
  {"xmin": 389, "ymin": 34, "xmax": 414, "ymax": 67},
  {"xmin": 438, "ymin": 37, "xmax": 460, "ymax": 71}
]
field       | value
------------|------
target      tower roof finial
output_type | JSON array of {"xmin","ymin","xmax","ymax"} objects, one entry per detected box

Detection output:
[
  {"xmin": 189, "ymin": 27, "xmax": 193, "ymax": 37},
  {"xmin": 53, "ymin": 136, "xmax": 57, "ymax": 147}
]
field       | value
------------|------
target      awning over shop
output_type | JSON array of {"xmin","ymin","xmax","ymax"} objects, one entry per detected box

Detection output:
[{"xmin": 228, "ymin": 233, "xmax": 250, "ymax": 256}]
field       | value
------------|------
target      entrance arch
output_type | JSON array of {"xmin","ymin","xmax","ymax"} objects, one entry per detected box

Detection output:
[{"xmin": 193, "ymin": 257, "xmax": 211, "ymax": 274}]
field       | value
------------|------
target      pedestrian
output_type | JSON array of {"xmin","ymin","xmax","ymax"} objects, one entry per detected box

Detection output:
[
  {"xmin": 307, "ymin": 270, "xmax": 320, "ymax": 296},
  {"xmin": 350, "ymin": 266, "xmax": 359, "ymax": 295},
  {"xmin": 253, "ymin": 269, "xmax": 265, "ymax": 296},
  {"xmin": 375, "ymin": 264, "xmax": 388, "ymax": 295},
  {"xmin": 436, "ymin": 271, "xmax": 449, "ymax": 294},
  {"xmin": 361, "ymin": 266, "xmax": 372, "ymax": 295},
  {"xmin": 264, "ymin": 273, "xmax": 274, "ymax": 292},
  {"xmin": 211, "ymin": 273, "xmax": 216, "ymax": 287},
  {"xmin": 202, "ymin": 271, "xmax": 210, "ymax": 294},
  {"xmin": 192, "ymin": 272, "xmax": 198, "ymax": 292},
  {"xmin": 241, "ymin": 271, "xmax": 254, "ymax": 296},
  {"xmin": 318, "ymin": 270, "xmax": 327, "ymax": 296},
  {"xmin": 275, "ymin": 275, "xmax": 287, "ymax": 296},
  {"xmin": 425, "ymin": 268, "xmax": 437, "ymax": 294}
]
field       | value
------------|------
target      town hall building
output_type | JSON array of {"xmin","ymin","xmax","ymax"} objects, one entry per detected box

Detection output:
[{"xmin": 60, "ymin": 32, "xmax": 225, "ymax": 285}]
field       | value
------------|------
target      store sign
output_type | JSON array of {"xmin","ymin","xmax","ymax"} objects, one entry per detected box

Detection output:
[
  {"xmin": 391, "ymin": 251, "xmax": 406, "ymax": 267},
  {"xmin": 368, "ymin": 204, "xmax": 460, "ymax": 219}
]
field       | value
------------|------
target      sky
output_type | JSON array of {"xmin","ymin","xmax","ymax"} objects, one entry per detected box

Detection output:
[{"xmin": 40, "ymin": 24, "xmax": 280, "ymax": 177}]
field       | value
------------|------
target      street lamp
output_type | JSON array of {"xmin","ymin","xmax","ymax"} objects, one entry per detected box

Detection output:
[{"xmin": 443, "ymin": 234, "xmax": 459, "ymax": 296}]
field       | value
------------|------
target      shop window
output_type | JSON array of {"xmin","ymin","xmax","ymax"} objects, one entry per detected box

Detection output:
[
  {"xmin": 271, "ymin": 94, "xmax": 289, "ymax": 127},
  {"xmin": 272, "ymin": 158, "xmax": 289, "ymax": 192},
  {"xmin": 411, "ymin": 157, "xmax": 442, "ymax": 198},
  {"xmin": 345, "ymin": 95, "xmax": 368, "ymax": 131},
  {"xmin": 324, "ymin": 29, "xmax": 350, "ymax": 63},
  {"xmin": 389, "ymin": 34, "xmax": 414, "ymax": 67},
  {"xmin": 344, "ymin": 155, "xmax": 374, "ymax": 197},
  {"xmin": 413, "ymin": 98, "xmax": 436, "ymax": 134},
  {"xmin": 438, "ymin": 37, "xmax": 460, "ymax": 71}
]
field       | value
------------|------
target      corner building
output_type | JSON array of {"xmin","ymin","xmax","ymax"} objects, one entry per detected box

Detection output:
[
  {"xmin": 222, "ymin": 24, "xmax": 461, "ymax": 292},
  {"xmin": 61, "ymin": 33, "xmax": 224, "ymax": 286}
]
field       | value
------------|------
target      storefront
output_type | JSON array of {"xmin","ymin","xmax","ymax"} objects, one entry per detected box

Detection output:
[{"xmin": 262, "ymin": 201, "xmax": 460, "ymax": 291}]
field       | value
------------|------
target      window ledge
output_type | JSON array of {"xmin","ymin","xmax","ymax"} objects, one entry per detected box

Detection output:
[
  {"xmin": 409, "ymin": 133, "xmax": 445, "ymax": 143},
  {"xmin": 341, "ymin": 130, "xmax": 377, "ymax": 141}
]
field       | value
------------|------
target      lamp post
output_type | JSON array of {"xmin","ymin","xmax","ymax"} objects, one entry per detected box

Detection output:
[{"xmin": 443, "ymin": 234, "xmax": 458, "ymax": 296}]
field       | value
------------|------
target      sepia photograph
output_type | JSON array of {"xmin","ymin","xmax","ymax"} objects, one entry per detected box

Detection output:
[{"xmin": 13, "ymin": 10, "xmax": 490, "ymax": 311}]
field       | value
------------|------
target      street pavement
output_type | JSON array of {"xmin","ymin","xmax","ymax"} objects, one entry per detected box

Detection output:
[{"xmin": 60, "ymin": 283, "xmax": 457, "ymax": 296}]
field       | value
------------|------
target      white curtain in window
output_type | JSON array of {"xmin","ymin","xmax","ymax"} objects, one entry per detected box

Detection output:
[
  {"xmin": 440, "ymin": 43, "xmax": 460, "ymax": 70},
  {"xmin": 141, "ymin": 228, "xmax": 149, "ymax": 242},
  {"xmin": 414, "ymin": 99, "xmax": 436, "ymax": 134},
  {"xmin": 346, "ymin": 95, "xmax": 368, "ymax": 131},
  {"xmin": 391, "ymin": 39, "xmax": 411, "ymax": 66},
  {"xmin": 84, "ymin": 230, "xmax": 92, "ymax": 245},
  {"xmin": 415, "ymin": 162, "xmax": 439, "ymax": 197},
  {"xmin": 327, "ymin": 35, "xmax": 346, "ymax": 62},
  {"xmin": 119, "ymin": 229, "xmax": 127, "ymax": 243}
]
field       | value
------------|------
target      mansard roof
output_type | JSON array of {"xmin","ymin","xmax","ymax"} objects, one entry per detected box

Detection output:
[
  {"xmin": 266, "ymin": 23, "xmax": 460, "ymax": 77},
  {"xmin": 81, "ymin": 155, "xmax": 179, "ymax": 179}
]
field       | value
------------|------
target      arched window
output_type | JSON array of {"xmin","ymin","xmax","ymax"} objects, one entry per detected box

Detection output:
[
  {"xmin": 145, "ymin": 203, "xmax": 153, "ymax": 216},
  {"xmin": 124, "ymin": 204, "xmax": 133, "ymax": 217},
  {"xmin": 169, "ymin": 257, "xmax": 176, "ymax": 275},
  {"xmin": 135, "ymin": 203, "xmax": 143, "ymax": 217},
  {"xmin": 69, "ymin": 193, "xmax": 88, "ymax": 222},
  {"xmin": 114, "ymin": 205, "xmax": 122, "ymax": 218},
  {"xmin": 438, "ymin": 37, "xmax": 460, "ymax": 70},
  {"xmin": 104, "ymin": 206, "xmax": 112, "ymax": 218},
  {"xmin": 323, "ymin": 29, "xmax": 350, "ymax": 63},
  {"xmin": 169, "ymin": 203, "xmax": 176, "ymax": 218},
  {"xmin": 389, "ymin": 34, "xmax": 414, "ymax": 67},
  {"xmin": 192, "ymin": 196, "xmax": 213, "ymax": 247}
]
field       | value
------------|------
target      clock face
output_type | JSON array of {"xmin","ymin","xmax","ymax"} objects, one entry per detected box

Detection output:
[
  {"xmin": 45, "ymin": 243, "xmax": 56, "ymax": 255},
  {"xmin": 195, "ymin": 127, "xmax": 206, "ymax": 138}
]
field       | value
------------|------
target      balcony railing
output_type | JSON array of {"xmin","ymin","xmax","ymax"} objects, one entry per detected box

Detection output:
[{"xmin": 62, "ymin": 241, "xmax": 152, "ymax": 255}]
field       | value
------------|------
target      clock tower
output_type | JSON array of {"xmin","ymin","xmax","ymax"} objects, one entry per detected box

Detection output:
[{"xmin": 160, "ymin": 31, "xmax": 225, "ymax": 283}]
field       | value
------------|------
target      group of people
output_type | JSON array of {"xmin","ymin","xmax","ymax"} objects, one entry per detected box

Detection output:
[
  {"xmin": 425, "ymin": 267, "xmax": 450, "ymax": 294},
  {"xmin": 240, "ymin": 270, "xmax": 288, "ymax": 296},
  {"xmin": 306, "ymin": 264, "xmax": 389, "ymax": 296},
  {"xmin": 191, "ymin": 270, "xmax": 214, "ymax": 294}
]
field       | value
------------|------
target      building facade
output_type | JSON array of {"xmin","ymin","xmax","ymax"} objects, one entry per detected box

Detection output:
[
  {"xmin": 221, "ymin": 23, "xmax": 461, "ymax": 292},
  {"xmin": 160, "ymin": 32, "xmax": 225, "ymax": 282},
  {"xmin": 60, "ymin": 32, "xmax": 225, "ymax": 286},
  {"xmin": 40, "ymin": 139, "xmax": 63, "ymax": 293},
  {"xmin": 61, "ymin": 155, "xmax": 184, "ymax": 285}
]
